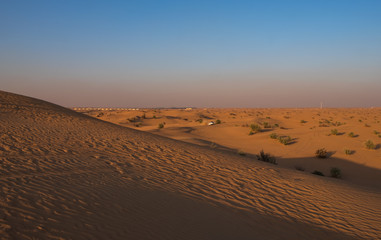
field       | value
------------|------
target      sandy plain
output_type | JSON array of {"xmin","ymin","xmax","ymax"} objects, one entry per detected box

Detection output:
[{"xmin": 0, "ymin": 90, "xmax": 380, "ymax": 239}]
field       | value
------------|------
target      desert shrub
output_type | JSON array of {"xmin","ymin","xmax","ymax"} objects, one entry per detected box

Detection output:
[
  {"xmin": 330, "ymin": 167, "xmax": 341, "ymax": 178},
  {"xmin": 215, "ymin": 119, "xmax": 221, "ymax": 124},
  {"xmin": 300, "ymin": 120, "xmax": 307, "ymax": 123},
  {"xmin": 158, "ymin": 123, "xmax": 165, "ymax": 129},
  {"xmin": 315, "ymin": 148, "xmax": 328, "ymax": 158},
  {"xmin": 142, "ymin": 113, "xmax": 146, "ymax": 119},
  {"xmin": 273, "ymin": 123, "xmax": 279, "ymax": 128},
  {"xmin": 344, "ymin": 149, "xmax": 353, "ymax": 155},
  {"xmin": 250, "ymin": 124, "xmax": 262, "ymax": 133},
  {"xmin": 153, "ymin": 115, "xmax": 156, "ymax": 119},
  {"xmin": 348, "ymin": 132, "xmax": 355, "ymax": 138},
  {"xmin": 373, "ymin": 130, "xmax": 379, "ymax": 135},
  {"xmin": 312, "ymin": 170, "xmax": 324, "ymax": 176},
  {"xmin": 365, "ymin": 140, "xmax": 376, "ymax": 150},
  {"xmin": 331, "ymin": 129, "xmax": 338, "ymax": 135},
  {"xmin": 358, "ymin": 119, "xmax": 362, "ymax": 122},
  {"xmin": 248, "ymin": 130, "xmax": 254, "ymax": 135},
  {"xmin": 278, "ymin": 136, "xmax": 292, "ymax": 145},
  {"xmin": 196, "ymin": 118, "xmax": 203, "ymax": 123},
  {"xmin": 256, "ymin": 150, "xmax": 277, "ymax": 164},
  {"xmin": 270, "ymin": 133, "xmax": 278, "ymax": 139},
  {"xmin": 266, "ymin": 116, "xmax": 271, "ymax": 119},
  {"xmin": 364, "ymin": 123, "xmax": 370, "ymax": 127},
  {"xmin": 262, "ymin": 122, "xmax": 271, "ymax": 128}
]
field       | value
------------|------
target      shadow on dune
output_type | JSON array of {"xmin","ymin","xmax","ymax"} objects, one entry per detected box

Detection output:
[{"xmin": 275, "ymin": 156, "xmax": 381, "ymax": 190}]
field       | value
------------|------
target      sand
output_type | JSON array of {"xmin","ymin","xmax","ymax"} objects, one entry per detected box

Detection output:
[{"xmin": 1, "ymin": 90, "xmax": 380, "ymax": 239}]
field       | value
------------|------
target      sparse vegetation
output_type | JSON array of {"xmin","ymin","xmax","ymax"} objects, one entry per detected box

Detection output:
[
  {"xmin": 330, "ymin": 167, "xmax": 341, "ymax": 178},
  {"xmin": 250, "ymin": 124, "xmax": 262, "ymax": 134},
  {"xmin": 344, "ymin": 149, "xmax": 353, "ymax": 155},
  {"xmin": 215, "ymin": 119, "xmax": 221, "ymax": 124},
  {"xmin": 364, "ymin": 123, "xmax": 370, "ymax": 127},
  {"xmin": 158, "ymin": 123, "xmax": 165, "ymax": 129},
  {"xmin": 364, "ymin": 140, "xmax": 376, "ymax": 150},
  {"xmin": 256, "ymin": 150, "xmax": 277, "ymax": 165},
  {"xmin": 273, "ymin": 123, "xmax": 279, "ymax": 128},
  {"xmin": 196, "ymin": 118, "xmax": 203, "ymax": 123},
  {"xmin": 278, "ymin": 135, "xmax": 292, "ymax": 145},
  {"xmin": 373, "ymin": 130, "xmax": 379, "ymax": 135},
  {"xmin": 331, "ymin": 129, "xmax": 338, "ymax": 135},
  {"xmin": 315, "ymin": 148, "xmax": 328, "ymax": 158},
  {"xmin": 270, "ymin": 133, "xmax": 278, "ymax": 139},
  {"xmin": 262, "ymin": 122, "xmax": 271, "ymax": 128},
  {"xmin": 348, "ymin": 132, "xmax": 355, "ymax": 138},
  {"xmin": 312, "ymin": 170, "xmax": 324, "ymax": 176},
  {"xmin": 300, "ymin": 120, "xmax": 307, "ymax": 124}
]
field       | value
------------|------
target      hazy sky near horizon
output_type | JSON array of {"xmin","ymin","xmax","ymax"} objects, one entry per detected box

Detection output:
[{"xmin": 1, "ymin": 0, "xmax": 381, "ymax": 108}]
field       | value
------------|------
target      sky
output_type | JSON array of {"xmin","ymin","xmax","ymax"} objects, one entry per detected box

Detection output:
[{"xmin": 1, "ymin": 0, "xmax": 381, "ymax": 108}]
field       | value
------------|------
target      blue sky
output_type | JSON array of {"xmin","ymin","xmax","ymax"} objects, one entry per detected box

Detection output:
[{"xmin": 1, "ymin": 0, "xmax": 381, "ymax": 107}]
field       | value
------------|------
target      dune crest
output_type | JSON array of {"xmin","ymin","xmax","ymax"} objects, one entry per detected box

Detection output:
[{"xmin": 0, "ymin": 90, "xmax": 380, "ymax": 239}]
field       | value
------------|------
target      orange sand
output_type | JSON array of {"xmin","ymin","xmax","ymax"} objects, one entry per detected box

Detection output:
[{"xmin": 0, "ymin": 90, "xmax": 380, "ymax": 239}]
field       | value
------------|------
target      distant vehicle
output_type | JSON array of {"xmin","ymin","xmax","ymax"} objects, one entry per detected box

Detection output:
[{"xmin": 208, "ymin": 121, "xmax": 215, "ymax": 126}]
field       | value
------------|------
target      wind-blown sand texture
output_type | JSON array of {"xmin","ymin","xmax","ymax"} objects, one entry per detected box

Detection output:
[{"xmin": 1, "ymin": 91, "xmax": 380, "ymax": 239}]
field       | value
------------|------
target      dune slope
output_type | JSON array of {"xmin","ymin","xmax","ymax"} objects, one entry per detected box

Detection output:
[{"xmin": 0, "ymin": 90, "xmax": 380, "ymax": 239}]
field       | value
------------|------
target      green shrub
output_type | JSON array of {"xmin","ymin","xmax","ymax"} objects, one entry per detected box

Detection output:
[
  {"xmin": 196, "ymin": 118, "xmax": 203, "ymax": 123},
  {"xmin": 270, "ymin": 133, "xmax": 278, "ymax": 139},
  {"xmin": 365, "ymin": 140, "xmax": 376, "ymax": 150},
  {"xmin": 273, "ymin": 123, "xmax": 279, "ymax": 128},
  {"xmin": 300, "ymin": 120, "xmax": 307, "ymax": 124},
  {"xmin": 331, "ymin": 129, "xmax": 338, "ymax": 135},
  {"xmin": 158, "ymin": 123, "xmax": 165, "ymax": 129},
  {"xmin": 215, "ymin": 119, "xmax": 221, "ymax": 124},
  {"xmin": 330, "ymin": 167, "xmax": 341, "ymax": 178},
  {"xmin": 348, "ymin": 132, "xmax": 355, "ymax": 138},
  {"xmin": 248, "ymin": 130, "xmax": 254, "ymax": 135},
  {"xmin": 250, "ymin": 124, "xmax": 262, "ymax": 133},
  {"xmin": 373, "ymin": 130, "xmax": 379, "ymax": 135},
  {"xmin": 315, "ymin": 148, "xmax": 328, "ymax": 158},
  {"xmin": 344, "ymin": 149, "xmax": 353, "ymax": 155},
  {"xmin": 312, "ymin": 170, "xmax": 324, "ymax": 176},
  {"xmin": 278, "ymin": 136, "xmax": 292, "ymax": 145},
  {"xmin": 262, "ymin": 122, "xmax": 271, "ymax": 128},
  {"xmin": 256, "ymin": 150, "xmax": 277, "ymax": 165}
]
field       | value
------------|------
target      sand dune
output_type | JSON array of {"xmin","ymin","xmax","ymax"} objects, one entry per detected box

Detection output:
[{"xmin": 1, "ymin": 90, "xmax": 380, "ymax": 239}]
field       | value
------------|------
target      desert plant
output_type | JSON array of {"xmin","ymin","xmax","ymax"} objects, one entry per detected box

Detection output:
[
  {"xmin": 364, "ymin": 123, "xmax": 370, "ymax": 127},
  {"xmin": 256, "ymin": 150, "xmax": 277, "ymax": 164},
  {"xmin": 250, "ymin": 124, "xmax": 262, "ymax": 133},
  {"xmin": 196, "ymin": 118, "xmax": 203, "ymax": 123},
  {"xmin": 273, "ymin": 123, "xmax": 279, "ymax": 128},
  {"xmin": 158, "ymin": 123, "xmax": 164, "ymax": 129},
  {"xmin": 215, "ymin": 119, "xmax": 221, "ymax": 124},
  {"xmin": 315, "ymin": 148, "xmax": 328, "ymax": 158},
  {"xmin": 331, "ymin": 129, "xmax": 338, "ymax": 135},
  {"xmin": 300, "ymin": 120, "xmax": 307, "ymax": 124},
  {"xmin": 330, "ymin": 167, "xmax": 341, "ymax": 178},
  {"xmin": 348, "ymin": 132, "xmax": 355, "ymax": 138},
  {"xmin": 365, "ymin": 140, "xmax": 376, "ymax": 150},
  {"xmin": 278, "ymin": 136, "xmax": 292, "ymax": 145},
  {"xmin": 270, "ymin": 133, "xmax": 278, "ymax": 139},
  {"xmin": 373, "ymin": 130, "xmax": 379, "ymax": 135},
  {"xmin": 262, "ymin": 122, "xmax": 271, "ymax": 128},
  {"xmin": 344, "ymin": 149, "xmax": 353, "ymax": 155},
  {"xmin": 312, "ymin": 170, "xmax": 324, "ymax": 176}
]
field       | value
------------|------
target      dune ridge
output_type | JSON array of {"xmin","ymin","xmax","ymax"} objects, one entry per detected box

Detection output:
[{"xmin": 0, "ymin": 90, "xmax": 380, "ymax": 239}]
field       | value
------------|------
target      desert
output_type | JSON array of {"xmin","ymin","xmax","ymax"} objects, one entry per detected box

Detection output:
[
  {"xmin": 1, "ymin": 90, "xmax": 380, "ymax": 239},
  {"xmin": 2, "ymin": 1, "xmax": 381, "ymax": 239}
]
